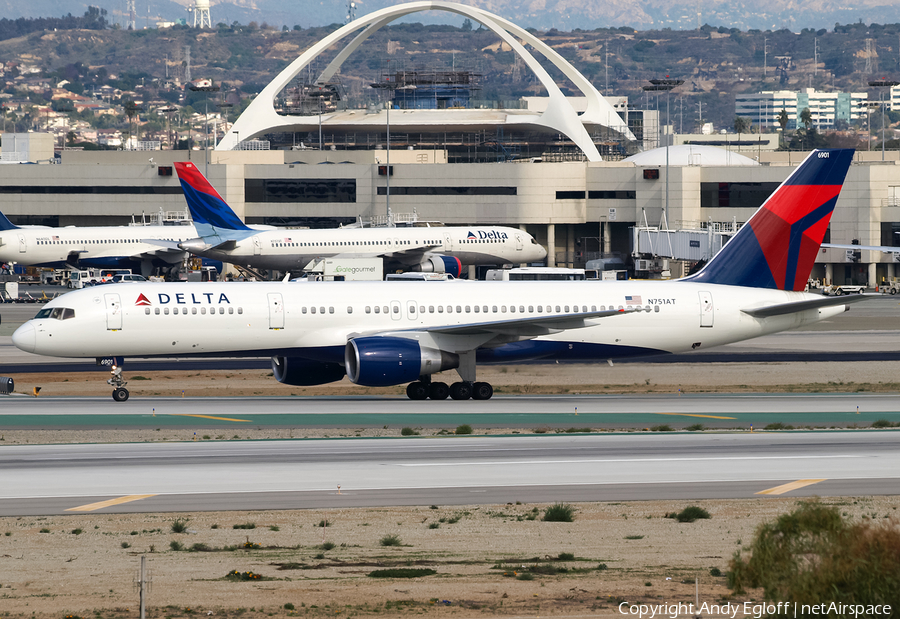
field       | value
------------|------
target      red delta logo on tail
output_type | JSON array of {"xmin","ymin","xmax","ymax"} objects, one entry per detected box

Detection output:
[
  {"xmin": 135, "ymin": 293, "xmax": 151, "ymax": 306},
  {"xmin": 686, "ymin": 149, "xmax": 854, "ymax": 291}
]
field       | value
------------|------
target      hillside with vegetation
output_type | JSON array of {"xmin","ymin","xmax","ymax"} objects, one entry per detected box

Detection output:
[{"xmin": 2, "ymin": 11, "xmax": 900, "ymax": 147}]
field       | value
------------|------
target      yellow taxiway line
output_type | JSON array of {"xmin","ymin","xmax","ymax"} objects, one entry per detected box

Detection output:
[
  {"xmin": 66, "ymin": 494, "xmax": 157, "ymax": 512},
  {"xmin": 756, "ymin": 479, "xmax": 827, "ymax": 495},
  {"xmin": 172, "ymin": 414, "xmax": 252, "ymax": 422}
]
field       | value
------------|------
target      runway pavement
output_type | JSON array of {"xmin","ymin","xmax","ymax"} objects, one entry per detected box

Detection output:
[{"xmin": 1, "ymin": 431, "xmax": 899, "ymax": 516}]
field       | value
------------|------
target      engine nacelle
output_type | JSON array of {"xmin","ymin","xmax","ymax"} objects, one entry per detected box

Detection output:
[
  {"xmin": 271, "ymin": 356, "xmax": 346, "ymax": 386},
  {"xmin": 345, "ymin": 337, "xmax": 459, "ymax": 387},
  {"xmin": 409, "ymin": 255, "xmax": 462, "ymax": 277}
]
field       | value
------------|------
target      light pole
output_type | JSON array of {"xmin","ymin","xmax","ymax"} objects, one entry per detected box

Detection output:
[
  {"xmin": 643, "ymin": 77, "xmax": 684, "ymax": 227},
  {"xmin": 188, "ymin": 83, "xmax": 220, "ymax": 177},
  {"xmin": 318, "ymin": 95, "xmax": 324, "ymax": 150},
  {"xmin": 868, "ymin": 79, "xmax": 899, "ymax": 161}
]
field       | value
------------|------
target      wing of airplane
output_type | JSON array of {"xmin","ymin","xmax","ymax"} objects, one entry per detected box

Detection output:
[{"xmin": 741, "ymin": 293, "xmax": 873, "ymax": 318}]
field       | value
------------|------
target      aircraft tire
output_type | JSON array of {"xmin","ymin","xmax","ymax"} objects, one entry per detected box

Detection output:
[
  {"xmin": 449, "ymin": 382, "xmax": 472, "ymax": 400},
  {"xmin": 112, "ymin": 388, "xmax": 129, "ymax": 402},
  {"xmin": 472, "ymin": 382, "xmax": 493, "ymax": 400},
  {"xmin": 406, "ymin": 382, "xmax": 429, "ymax": 400},
  {"xmin": 429, "ymin": 382, "xmax": 449, "ymax": 400}
]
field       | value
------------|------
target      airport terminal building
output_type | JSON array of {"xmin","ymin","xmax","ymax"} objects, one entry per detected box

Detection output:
[{"xmin": 1, "ymin": 2, "xmax": 898, "ymax": 287}]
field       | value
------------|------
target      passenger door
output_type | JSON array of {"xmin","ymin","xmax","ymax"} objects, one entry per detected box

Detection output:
[
  {"xmin": 105, "ymin": 293, "xmax": 122, "ymax": 330},
  {"xmin": 17, "ymin": 233, "xmax": 26, "ymax": 253},
  {"xmin": 268, "ymin": 292, "xmax": 284, "ymax": 329},
  {"xmin": 252, "ymin": 236, "xmax": 262, "ymax": 255}
]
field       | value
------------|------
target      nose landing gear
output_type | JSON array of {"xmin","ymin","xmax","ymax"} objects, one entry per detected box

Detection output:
[{"xmin": 108, "ymin": 366, "xmax": 129, "ymax": 402}]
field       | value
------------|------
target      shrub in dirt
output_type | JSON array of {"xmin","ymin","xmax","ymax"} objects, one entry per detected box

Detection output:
[
  {"xmin": 710, "ymin": 567, "xmax": 722, "ymax": 577},
  {"xmin": 543, "ymin": 503, "xmax": 576, "ymax": 522},
  {"xmin": 650, "ymin": 424, "xmax": 674, "ymax": 432},
  {"xmin": 455, "ymin": 424, "xmax": 473, "ymax": 435},
  {"xmin": 380, "ymin": 534, "xmax": 402, "ymax": 547},
  {"xmin": 728, "ymin": 500, "xmax": 900, "ymax": 610},
  {"xmin": 368, "ymin": 568, "xmax": 435, "ymax": 578},
  {"xmin": 667, "ymin": 506, "xmax": 711, "ymax": 522},
  {"xmin": 233, "ymin": 522, "xmax": 256, "ymax": 530},
  {"xmin": 871, "ymin": 419, "xmax": 896, "ymax": 428},
  {"xmin": 225, "ymin": 570, "xmax": 262, "ymax": 581},
  {"xmin": 557, "ymin": 552, "xmax": 575, "ymax": 560},
  {"xmin": 169, "ymin": 540, "xmax": 184, "ymax": 551},
  {"xmin": 401, "ymin": 427, "xmax": 419, "ymax": 436},
  {"xmin": 171, "ymin": 518, "xmax": 190, "ymax": 533},
  {"xmin": 321, "ymin": 542, "xmax": 335, "ymax": 551}
]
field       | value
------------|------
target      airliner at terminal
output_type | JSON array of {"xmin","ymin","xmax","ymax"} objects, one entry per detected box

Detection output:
[
  {"xmin": 172, "ymin": 162, "xmax": 547, "ymax": 276},
  {"xmin": 13, "ymin": 150, "xmax": 870, "ymax": 402},
  {"xmin": 0, "ymin": 210, "xmax": 194, "ymax": 276}
]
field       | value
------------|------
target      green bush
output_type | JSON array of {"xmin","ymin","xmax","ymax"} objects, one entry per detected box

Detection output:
[
  {"xmin": 190, "ymin": 543, "xmax": 210, "ymax": 552},
  {"xmin": 400, "ymin": 427, "xmax": 419, "ymax": 436},
  {"xmin": 667, "ymin": 506, "xmax": 711, "ymax": 523},
  {"xmin": 686, "ymin": 423, "xmax": 705, "ymax": 431},
  {"xmin": 764, "ymin": 422, "xmax": 794, "ymax": 430},
  {"xmin": 516, "ymin": 572, "xmax": 535, "ymax": 580},
  {"xmin": 650, "ymin": 424, "xmax": 674, "ymax": 432},
  {"xmin": 710, "ymin": 567, "xmax": 722, "ymax": 577},
  {"xmin": 321, "ymin": 542, "xmax": 335, "ymax": 551},
  {"xmin": 71, "ymin": 528, "xmax": 83, "ymax": 535},
  {"xmin": 543, "ymin": 503, "xmax": 576, "ymax": 522},
  {"xmin": 170, "ymin": 540, "xmax": 184, "ymax": 551},
  {"xmin": 728, "ymin": 500, "xmax": 900, "ymax": 609},
  {"xmin": 171, "ymin": 518, "xmax": 190, "ymax": 533},
  {"xmin": 871, "ymin": 419, "xmax": 897, "ymax": 428},
  {"xmin": 121, "ymin": 542, "xmax": 131, "ymax": 549},
  {"xmin": 625, "ymin": 535, "xmax": 644, "ymax": 540},
  {"xmin": 39, "ymin": 528, "xmax": 50, "ymax": 533},
  {"xmin": 380, "ymin": 534, "xmax": 402, "ymax": 547},
  {"xmin": 368, "ymin": 568, "xmax": 435, "ymax": 578},
  {"xmin": 428, "ymin": 522, "xmax": 440, "ymax": 529},
  {"xmin": 455, "ymin": 424, "xmax": 473, "ymax": 435},
  {"xmin": 557, "ymin": 552, "xmax": 575, "ymax": 560},
  {"xmin": 597, "ymin": 563, "xmax": 608, "ymax": 570},
  {"xmin": 233, "ymin": 522, "xmax": 256, "ymax": 530},
  {"xmin": 283, "ymin": 603, "xmax": 295, "ymax": 610}
]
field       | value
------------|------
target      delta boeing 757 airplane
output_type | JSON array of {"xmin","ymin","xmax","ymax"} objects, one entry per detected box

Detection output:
[
  {"xmin": 13, "ymin": 150, "xmax": 869, "ymax": 402},
  {"xmin": 172, "ymin": 161, "xmax": 547, "ymax": 276}
]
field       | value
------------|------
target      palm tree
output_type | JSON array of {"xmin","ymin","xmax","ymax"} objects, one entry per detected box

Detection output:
[
  {"xmin": 799, "ymin": 107, "xmax": 813, "ymax": 130},
  {"xmin": 734, "ymin": 116, "xmax": 750, "ymax": 143},
  {"xmin": 777, "ymin": 108, "xmax": 789, "ymax": 148}
]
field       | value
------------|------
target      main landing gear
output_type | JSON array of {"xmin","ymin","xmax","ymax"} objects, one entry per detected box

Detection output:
[
  {"xmin": 405, "ymin": 351, "xmax": 493, "ymax": 401},
  {"xmin": 107, "ymin": 365, "xmax": 129, "ymax": 402}
]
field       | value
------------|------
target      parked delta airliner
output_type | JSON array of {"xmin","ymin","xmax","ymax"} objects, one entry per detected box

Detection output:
[
  {"xmin": 0, "ymin": 211, "xmax": 194, "ymax": 276},
  {"xmin": 172, "ymin": 162, "xmax": 547, "ymax": 276},
  {"xmin": 14, "ymin": 150, "xmax": 869, "ymax": 402}
]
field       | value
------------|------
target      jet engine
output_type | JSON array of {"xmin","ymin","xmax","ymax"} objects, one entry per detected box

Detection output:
[
  {"xmin": 345, "ymin": 337, "xmax": 459, "ymax": 387},
  {"xmin": 408, "ymin": 255, "xmax": 462, "ymax": 277},
  {"xmin": 271, "ymin": 356, "xmax": 346, "ymax": 386}
]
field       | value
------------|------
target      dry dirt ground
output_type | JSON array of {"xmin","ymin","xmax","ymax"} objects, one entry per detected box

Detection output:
[
  {"xmin": 2, "ymin": 362, "xmax": 899, "ymax": 617},
  {"xmin": 3, "ymin": 497, "xmax": 898, "ymax": 619}
]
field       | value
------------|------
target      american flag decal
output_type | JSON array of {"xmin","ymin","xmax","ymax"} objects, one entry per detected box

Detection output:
[
  {"xmin": 52, "ymin": 236, "xmax": 59, "ymax": 241},
  {"xmin": 625, "ymin": 295, "xmax": 642, "ymax": 304}
]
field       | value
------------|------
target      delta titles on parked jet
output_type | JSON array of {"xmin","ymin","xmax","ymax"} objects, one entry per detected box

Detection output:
[
  {"xmin": 171, "ymin": 162, "xmax": 547, "ymax": 277},
  {"xmin": 13, "ymin": 149, "xmax": 871, "ymax": 402}
]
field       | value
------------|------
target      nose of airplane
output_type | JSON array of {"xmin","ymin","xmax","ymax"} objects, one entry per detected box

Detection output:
[{"xmin": 12, "ymin": 322, "xmax": 35, "ymax": 353}]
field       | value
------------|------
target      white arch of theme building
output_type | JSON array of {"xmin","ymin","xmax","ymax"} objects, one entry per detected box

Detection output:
[{"xmin": 216, "ymin": 1, "xmax": 634, "ymax": 161}]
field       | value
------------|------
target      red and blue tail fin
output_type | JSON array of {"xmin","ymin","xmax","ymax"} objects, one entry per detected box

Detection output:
[
  {"xmin": 686, "ymin": 148, "xmax": 854, "ymax": 291},
  {"xmin": 174, "ymin": 162, "xmax": 251, "ymax": 232},
  {"xmin": 0, "ymin": 209, "xmax": 19, "ymax": 231}
]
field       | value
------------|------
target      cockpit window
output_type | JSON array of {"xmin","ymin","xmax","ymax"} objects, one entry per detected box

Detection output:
[{"xmin": 34, "ymin": 307, "xmax": 75, "ymax": 320}]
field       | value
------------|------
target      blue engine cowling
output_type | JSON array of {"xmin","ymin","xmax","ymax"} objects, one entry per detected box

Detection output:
[
  {"xmin": 271, "ymin": 356, "xmax": 346, "ymax": 386},
  {"xmin": 410, "ymin": 255, "xmax": 462, "ymax": 277},
  {"xmin": 344, "ymin": 337, "xmax": 459, "ymax": 387}
]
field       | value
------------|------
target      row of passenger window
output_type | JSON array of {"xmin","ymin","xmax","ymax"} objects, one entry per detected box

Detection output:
[
  {"xmin": 297, "ymin": 304, "xmax": 659, "ymax": 316},
  {"xmin": 144, "ymin": 307, "xmax": 243, "ymax": 315}
]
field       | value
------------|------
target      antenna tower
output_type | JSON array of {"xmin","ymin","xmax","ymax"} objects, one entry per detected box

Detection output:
[
  {"xmin": 346, "ymin": 0, "xmax": 357, "ymax": 23},
  {"xmin": 184, "ymin": 46, "xmax": 192, "ymax": 83},
  {"xmin": 126, "ymin": 0, "xmax": 136, "ymax": 30}
]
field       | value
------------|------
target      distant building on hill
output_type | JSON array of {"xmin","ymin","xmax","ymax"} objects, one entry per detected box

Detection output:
[{"xmin": 736, "ymin": 88, "xmax": 867, "ymax": 130}]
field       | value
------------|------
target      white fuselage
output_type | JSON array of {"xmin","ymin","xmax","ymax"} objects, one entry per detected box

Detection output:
[
  {"xmin": 185, "ymin": 226, "xmax": 546, "ymax": 271},
  {"xmin": 0, "ymin": 223, "xmax": 198, "ymax": 269},
  {"xmin": 13, "ymin": 280, "xmax": 845, "ymax": 364}
]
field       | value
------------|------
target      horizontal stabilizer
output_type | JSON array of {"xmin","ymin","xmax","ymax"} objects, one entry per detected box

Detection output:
[
  {"xmin": 741, "ymin": 293, "xmax": 874, "ymax": 318},
  {"xmin": 822, "ymin": 242, "xmax": 900, "ymax": 254}
]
